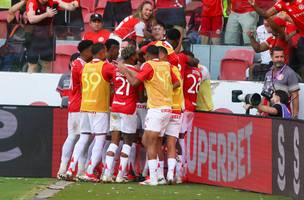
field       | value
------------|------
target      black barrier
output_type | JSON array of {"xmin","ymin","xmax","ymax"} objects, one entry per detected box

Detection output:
[
  {"xmin": 272, "ymin": 119, "xmax": 304, "ymax": 200},
  {"xmin": 0, "ymin": 106, "xmax": 53, "ymax": 177}
]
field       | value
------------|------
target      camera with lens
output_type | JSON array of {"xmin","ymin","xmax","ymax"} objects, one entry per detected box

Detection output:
[
  {"xmin": 232, "ymin": 90, "xmax": 261, "ymax": 106},
  {"xmin": 261, "ymin": 89, "xmax": 274, "ymax": 100}
]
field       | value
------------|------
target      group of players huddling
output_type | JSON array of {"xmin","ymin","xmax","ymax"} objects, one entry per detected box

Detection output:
[{"xmin": 56, "ymin": 27, "xmax": 203, "ymax": 186}]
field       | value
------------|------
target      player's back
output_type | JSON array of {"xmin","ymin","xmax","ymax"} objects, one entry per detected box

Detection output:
[
  {"xmin": 183, "ymin": 67, "xmax": 202, "ymax": 112},
  {"xmin": 112, "ymin": 64, "xmax": 139, "ymax": 114},
  {"xmin": 80, "ymin": 59, "xmax": 111, "ymax": 113},
  {"xmin": 144, "ymin": 59, "xmax": 173, "ymax": 108}
]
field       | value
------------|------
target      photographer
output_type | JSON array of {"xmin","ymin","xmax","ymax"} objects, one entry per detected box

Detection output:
[
  {"xmin": 244, "ymin": 90, "xmax": 291, "ymax": 119},
  {"xmin": 262, "ymin": 46, "xmax": 300, "ymax": 118}
]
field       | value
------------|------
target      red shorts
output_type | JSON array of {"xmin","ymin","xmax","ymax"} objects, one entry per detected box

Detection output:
[{"xmin": 200, "ymin": 16, "xmax": 223, "ymax": 38}]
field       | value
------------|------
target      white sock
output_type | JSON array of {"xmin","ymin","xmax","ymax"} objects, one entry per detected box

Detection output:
[
  {"xmin": 58, "ymin": 134, "xmax": 79, "ymax": 174},
  {"xmin": 68, "ymin": 134, "xmax": 90, "ymax": 172},
  {"xmin": 77, "ymin": 139, "xmax": 92, "ymax": 176},
  {"xmin": 104, "ymin": 143, "xmax": 118, "ymax": 177},
  {"xmin": 85, "ymin": 138, "xmax": 95, "ymax": 168},
  {"xmin": 167, "ymin": 158, "xmax": 176, "ymax": 180},
  {"xmin": 117, "ymin": 144, "xmax": 131, "ymax": 178},
  {"xmin": 176, "ymin": 155, "xmax": 183, "ymax": 178},
  {"xmin": 158, "ymin": 161, "xmax": 165, "ymax": 179},
  {"xmin": 102, "ymin": 140, "xmax": 111, "ymax": 167},
  {"xmin": 179, "ymin": 139, "xmax": 185, "ymax": 164},
  {"xmin": 148, "ymin": 159, "xmax": 158, "ymax": 184},
  {"xmin": 86, "ymin": 135, "xmax": 106, "ymax": 174}
]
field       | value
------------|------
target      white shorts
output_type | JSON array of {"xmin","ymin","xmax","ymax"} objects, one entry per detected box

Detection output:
[
  {"xmin": 136, "ymin": 104, "xmax": 147, "ymax": 130},
  {"xmin": 144, "ymin": 107, "xmax": 172, "ymax": 136},
  {"xmin": 165, "ymin": 113, "xmax": 182, "ymax": 138},
  {"xmin": 68, "ymin": 112, "xmax": 81, "ymax": 135},
  {"xmin": 180, "ymin": 111, "xmax": 195, "ymax": 134},
  {"xmin": 80, "ymin": 112, "xmax": 109, "ymax": 134},
  {"xmin": 110, "ymin": 112, "xmax": 137, "ymax": 134}
]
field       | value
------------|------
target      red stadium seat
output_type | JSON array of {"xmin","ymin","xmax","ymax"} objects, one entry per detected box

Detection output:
[
  {"xmin": 0, "ymin": 11, "xmax": 8, "ymax": 39},
  {"xmin": 131, "ymin": 0, "xmax": 144, "ymax": 10},
  {"xmin": 53, "ymin": 44, "xmax": 78, "ymax": 74},
  {"xmin": 219, "ymin": 49, "xmax": 255, "ymax": 80}
]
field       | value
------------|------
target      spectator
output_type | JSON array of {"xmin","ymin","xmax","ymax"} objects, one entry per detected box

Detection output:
[
  {"xmin": 249, "ymin": 0, "xmax": 304, "ymax": 34},
  {"xmin": 54, "ymin": 0, "xmax": 83, "ymax": 40},
  {"xmin": 262, "ymin": 46, "xmax": 300, "ymax": 118},
  {"xmin": 121, "ymin": 38, "xmax": 137, "ymax": 50},
  {"xmin": 26, "ymin": 0, "xmax": 78, "ymax": 73},
  {"xmin": 225, "ymin": 0, "xmax": 259, "ymax": 45},
  {"xmin": 200, "ymin": 0, "xmax": 223, "ymax": 45},
  {"xmin": 155, "ymin": 0, "xmax": 186, "ymax": 28},
  {"xmin": 151, "ymin": 21, "xmax": 166, "ymax": 41},
  {"xmin": 0, "ymin": 0, "xmax": 27, "ymax": 71},
  {"xmin": 186, "ymin": 7, "xmax": 201, "ymax": 45},
  {"xmin": 110, "ymin": 1, "xmax": 154, "ymax": 44},
  {"xmin": 82, "ymin": 13, "xmax": 111, "ymax": 44},
  {"xmin": 102, "ymin": 0, "xmax": 132, "ymax": 30},
  {"xmin": 105, "ymin": 39, "xmax": 120, "ymax": 63},
  {"xmin": 248, "ymin": 17, "xmax": 290, "ymax": 65},
  {"xmin": 251, "ymin": 19, "xmax": 273, "ymax": 80}
]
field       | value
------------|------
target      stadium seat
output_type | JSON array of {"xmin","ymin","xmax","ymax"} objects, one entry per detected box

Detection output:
[
  {"xmin": 219, "ymin": 49, "xmax": 255, "ymax": 80},
  {"xmin": 53, "ymin": 44, "xmax": 78, "ymax": 74},
  {"xmin": 0, "ymin": 11, "xmax": 8, "ymax": 39},
  {"xmin": 131, "ymin": 0, "xmax": 143, "ymax": 10}
]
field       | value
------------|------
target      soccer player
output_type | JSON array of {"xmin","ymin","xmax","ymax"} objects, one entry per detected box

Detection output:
[
  {"xmin": 58, "ymin": 41, "xmax": 93, "ymax": 180},
  {"xmin": 158, "ymin": 46, "xmax": 184, "ymax": 184},
  {"xmin": 118, "ymin": 45, "xmax": 180, "ymax": 186},
  {"xmin": 67, "ymin": 43, "xmax": 115, "ymax": 182},
  {"xmin": 177, "ymin": 51, "xmax": 202, "ymax": 184},
  {"xmin": 102, "ymin": 45, "xmax": 141, "ymax": 183},
  {"xmin": 105, "ymin": 39, "xmax": 120, "ymax": 63}
]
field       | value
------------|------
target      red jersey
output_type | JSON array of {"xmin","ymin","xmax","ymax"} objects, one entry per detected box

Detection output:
[
  {"xmin": 183, "ymin": 67, "xmax": 202, "ymax": 112},
  {"xmin": 111, "ymin": 64, "xmax": 140, "ymax": 114},
  {"xmin": 155, "ymin": 0, "xmax": 184, "ymax": 8},
  {"xmin": 265, "ymin": 36, "xmax": 290, "ymax": 63},
  {"xmin": 274, "ymin": 0, "xmax": 304, "ymax": 34},
  {"xmin": 107, "ymin": 0, "xmax": 128, "ymax": 2},
  {"xmin": 177, "ymin": 52, "xmax": 190, "ymax": 79},
  {"xmin": 202, "ymin": 0, "xmax": 223, "ymax": 17},
  {"xmin": 231, "ymin": 0, "xmax": 255, "ymax": 13},
  {"xmin": 285, "ymin": 22, "xmax": 302, "ymax": 47},
  {"xmin": 82, "ymin": 29, "xmax": 111, "ymax": 44},
  {"xmin": 114, "ymin": 15, "xmax": 145, "ymax": 39},
  {"xmin": 141, "ymin": 40, "xmax": 180, "ymax": 67},
  {"xmin": 69, "ymin": 57, "xmax": 86, "ymax": 112},
  {"xmin": 255, "ymin": 0, "xmax": 275, "ymax": 10},
  {"xmin": 26, "ymin": 0, "xmax": 54, "ymax": 25}
]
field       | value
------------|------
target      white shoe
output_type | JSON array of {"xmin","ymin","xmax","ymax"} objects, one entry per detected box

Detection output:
[
  {"xmin": 139, "ymin": 178, "xmax": 158, "ymax": 186},
  {"xmin": 115, "ymin": 176, "xmax": 128, "ymax": 183},
  {"xmin": 101, "ymin": 175, "xmax": 113, "ymax": 183},
  {"xmin": 176, "ymin": 176, "xmax": 183, "ymax": 184},
  {"xmin": 158, "ymin": 177, "xmax": 167, "ymax": 185}
]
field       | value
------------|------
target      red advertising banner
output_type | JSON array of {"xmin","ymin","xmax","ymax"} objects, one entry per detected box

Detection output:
[{"xmin": 187, "ymin": 112, "xmax": 272, "ymax": 194}]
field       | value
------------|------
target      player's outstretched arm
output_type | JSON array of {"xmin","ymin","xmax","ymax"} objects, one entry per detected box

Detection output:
[{"xmin": 117, "ymin": 62, "xmax": 141, "ymax": 86}]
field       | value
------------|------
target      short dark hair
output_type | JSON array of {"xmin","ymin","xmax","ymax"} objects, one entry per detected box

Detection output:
[
  {"xmin": 105, "ymin": 39, "xmax": 120, "ymax": 50},
  {"xmin": 121, "ymin": 45, "xmax": 137, "ymax": 60},
  {"xmin": 70, "ymin": 53, "xmax": 80, "ymax": 62},
  {"xmin": 270, "ymin": 46, "xmax": 284, "ymax": 56},
  {"xmin": 158, "ymin": 46, "xmax": 168, "ymax": 55},
  {"xmin": 166, "ymin": 28, "xmax": 181, "ymax": 41},
  {"xmin": 146, "ymin": 45, "xmax": 159, "ymax": 56},
  {"xmin": 122, "ymin": 38, "xmax": 137, "ymax": 47},
  {"xmin": 275, "ymin": 90, "xmax": 289, "ymax": 105},
  {"xmin": 138, "ymin": 39, "xmax": 152, "ymax": 49},
  {"xmin": 77, "ymin": 40, "xmax": 93, "ymax": 53},
  {"xmin": 153, "ymin": 20, "xmax": 166, "ymax": 30},
  {"xmin": 91, "ymin": 43, "xmax": 106, "ymax": 55}
]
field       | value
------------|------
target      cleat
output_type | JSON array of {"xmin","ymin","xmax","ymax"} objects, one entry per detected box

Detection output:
[
  {"xmin": 66, "ymin": 168, "xmax": 76, "ymax": 181},
  {"xmin": 101, "ymin": 175, "xmax": 113, "ymax": 183},
  {"xmin": 158, "ymin": 177, "xmax": 167, "ymax": 185},
  {"xmin": 115, "ymin": 176, "xmax": 128, "ymax": 183},
  {"xmin": 57, "ymin": 173, "xmax": 66, "ymax": 180},
  {"xmin": 167, "ymin": 179, "xmax": 175, "ymax": 185},
  {"xmin": 136, "ymin": 174, "xmax": 146, "ymax": 182},
  {"xmin": 176, "ymin": 176, "xmax": 183, "ymax": 184},
  {"xmin": 139, "ymin": 178, "xmax": 158, "ymax": 186},
  {"xmin": 80, "ymin": 173, "xmax": 100, "ymax": 182}
]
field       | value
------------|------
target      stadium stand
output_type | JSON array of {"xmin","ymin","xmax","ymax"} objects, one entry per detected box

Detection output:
[
  {"xmin": 219, "ymin": 49, "xmax": 255, "ymax": 80},
  {"xmin": 53, "ymin": 44, "xmax": 78, "ymax": 74}
]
